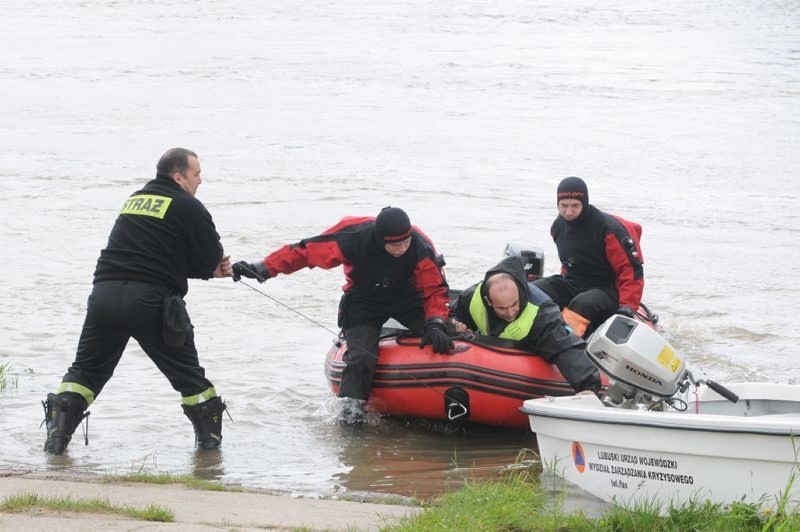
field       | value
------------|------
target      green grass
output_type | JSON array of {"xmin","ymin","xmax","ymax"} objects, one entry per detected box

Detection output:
[
  {"xmin": 104, "ymin": 472, "xmax": 235, "ymax": 492},
  {"xmin": 0, "ymin": 362, "xmax": 19, "ymax": 394},
  {"xmin": 0, "ymin": 493, "xmax": 173, "ymax": 522},
  {"xmin": 386, "ymin": 461, "xmax": 800, "ymax": 532}
]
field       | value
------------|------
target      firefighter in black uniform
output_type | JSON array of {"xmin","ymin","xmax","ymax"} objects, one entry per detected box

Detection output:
[
  {"xmin": 232, "ymin": 207, "xmax": 453, "ymax": 417},
  {"xmin": 42, "ymin": 148, "xmax": 233, "ymax": 454}
]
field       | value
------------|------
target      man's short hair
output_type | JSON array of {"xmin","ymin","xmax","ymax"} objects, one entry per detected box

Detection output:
[{"xmin": 157, "ymin": 148, "xmax": 198, "ymax": 176}]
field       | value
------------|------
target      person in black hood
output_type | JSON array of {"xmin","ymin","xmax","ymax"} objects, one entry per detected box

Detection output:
[
  {"xmin": 42, "ymin": 148, "xmax": 233, "ymax": 455},
  {"xmin": 232, "ymin": 206, "xmax": 453, "ymax": 418},
  {"xmin": 451, "ymin": 255, "xmax": 601, "ymax": 394},
  {"xmin": 534, "ymin": 176, "xmax": 645, "ymax": 338}
]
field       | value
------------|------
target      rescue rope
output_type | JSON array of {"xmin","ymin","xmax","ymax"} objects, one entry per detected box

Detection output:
[{"xmin": 235, "ymin": 279, "xmax": 340, "ymax": 337}]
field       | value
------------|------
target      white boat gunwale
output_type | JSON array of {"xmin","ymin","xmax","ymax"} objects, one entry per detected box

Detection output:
[
  {"xmin": 522, "ymin": 403, "xmax": 800, "ymax": 437},
  {"xmin": 523, "ymin": 381, "xmax": 800, "ymax": 434}
]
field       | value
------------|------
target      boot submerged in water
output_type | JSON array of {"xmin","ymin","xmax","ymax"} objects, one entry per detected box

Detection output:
[
  {"xmin": 42, "ymin": 392, "xmax": 90, "ymax": 454},
  {"xmin": 338, "ymin": 397, "xmax": 366, "ymax": 424},
  {"xmin": 182, "ymin": 396, "xmax": 226, "ymax": 450}
]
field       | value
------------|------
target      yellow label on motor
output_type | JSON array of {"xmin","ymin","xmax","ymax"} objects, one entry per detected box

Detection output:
[
  {"xmin": 120, "ymin": 194, "xmax": 172, "ymax": 219},
  {"xmin": 656, "ymin": 345, "xmax": 679, "ymax": 371}
]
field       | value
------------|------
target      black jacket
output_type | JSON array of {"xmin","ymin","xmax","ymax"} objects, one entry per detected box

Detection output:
[
  {"xmin": 93, "ymin": 175, "xmax": 223, "ymax": 295},
  {"xmin": 262, "ymin": 216, "xmax": 450, "ymax": 322},
  {"xmin": 452, "ymin": 256, "xmax": 601, "ymax": 393},
  {"xmin": 551, "ymin": 204, "xmax": 644, "ymax": 309}
]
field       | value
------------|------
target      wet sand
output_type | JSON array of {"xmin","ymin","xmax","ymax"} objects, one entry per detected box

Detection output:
[{"xmin": 0, "ymin": 471, "xmax": 421, "ymax": 531}]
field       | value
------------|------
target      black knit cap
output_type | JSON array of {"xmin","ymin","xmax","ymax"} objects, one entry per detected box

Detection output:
[
  {"xmin": 375, "ymin": 207, "xmax": 412, "ymax": 243},
  {"xmin": 557, "ymin": 176, "xmax": 589, "ymax": 206}
]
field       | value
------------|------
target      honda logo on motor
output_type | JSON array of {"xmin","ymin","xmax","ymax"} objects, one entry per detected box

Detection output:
[{"xmin": 625, "ymin": 365, "xmax": 662, "ymax": 385}]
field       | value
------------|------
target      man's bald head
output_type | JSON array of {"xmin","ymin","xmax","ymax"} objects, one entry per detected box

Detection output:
[{"xmin": 485, "ymin": 273, "xmax": 521, "ymax": 322}]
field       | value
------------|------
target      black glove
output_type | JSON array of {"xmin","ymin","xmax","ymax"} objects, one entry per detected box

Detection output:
[
  {"xmin": 576, "ymin": 373, "xmax": 603, "ymax": 396},
  {"xmin": 615, "ymin": 306, "xmax": 635, "ymax": 318},
  {"xmin": 419, "ymin": 319, "xmax": 454, "ymax": 355},
  {"xmin": 232, "ymin": 261, "xmax": 269, "ymax": 283}
]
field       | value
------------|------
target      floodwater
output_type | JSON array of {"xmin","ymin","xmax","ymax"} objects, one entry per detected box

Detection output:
[{"xmin": 1, "ymin": 0, "xmax": 798, "ymax": 504}]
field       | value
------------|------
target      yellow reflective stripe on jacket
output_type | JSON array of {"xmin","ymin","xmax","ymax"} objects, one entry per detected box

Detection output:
[
  {"xmin": 182, "ymin": 387, "xmax": 217, "ymax": 406},
  {"xmin": 56, "ymin": 382, "xmax": 96, "ymax": 406},
  {"xmin": 468, "ymin": 282, "xmax": 539, "ymax": 340},
  {"xmin": 120, "ymin": 194, "xmax": 173, "ymax": 219}
]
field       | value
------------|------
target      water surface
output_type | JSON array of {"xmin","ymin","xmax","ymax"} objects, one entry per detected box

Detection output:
[{"xmin": 1, "ymin": 0, "xmax": 798, "ymax": 501}]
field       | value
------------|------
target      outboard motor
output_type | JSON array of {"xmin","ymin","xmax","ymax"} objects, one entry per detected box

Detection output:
[
  {"xmin": 586, "ymin": 315, "xmax": 738, "ymax": 409},
  {"xmin": 586, "ymin": 315, "xmax": 686, "ymax": 409},
  {"xmin": 503, "ymin": 243, "xmax": 544, "ymax": 281}
]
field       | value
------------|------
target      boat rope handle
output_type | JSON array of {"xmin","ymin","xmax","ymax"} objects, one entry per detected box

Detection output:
[{"xmin": 447, "ymin": 401, "xmax": 468, "ymax": 421}]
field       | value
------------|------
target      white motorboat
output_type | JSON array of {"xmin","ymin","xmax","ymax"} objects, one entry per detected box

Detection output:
[{"xmin": 520, "ymin": 315, "xmax": 800, "ymax": 512}]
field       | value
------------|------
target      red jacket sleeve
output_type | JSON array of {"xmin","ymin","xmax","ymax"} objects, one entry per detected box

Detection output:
[
  {"xmin": 262, "ymin": 217, "xmax": 370, "ymax": 276},
  {"xmin": 604, "ymin": 233, "xmax": 643, "ymax": 310},
  {"xmin": 263, "ymin": 241, "xmax": 345, "ymax": 275},
  {"xmin": 411, "ymin": 227, "xmax": 450, "ymax": 322},
  {"xmin": 413, "ymin": 257, "xmax": 450, "ymax": 321}
]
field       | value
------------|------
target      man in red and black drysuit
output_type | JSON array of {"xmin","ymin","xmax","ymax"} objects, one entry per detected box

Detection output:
[
  {"xmin": 533, "ymin": 176, "xmax": 644, "ymax": 338},
  {"xmin": 233, "ymin": 206, "xmax": 453, "ymax": 410}
]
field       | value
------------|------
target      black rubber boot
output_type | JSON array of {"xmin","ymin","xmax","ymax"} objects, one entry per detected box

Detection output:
[
  {"xmin": 181, "ymin": 397, "xmax": 226, "ymax": 450},
  {"xmin": 42, "ymin": 392, "xmax": 90, "ymax": 454},
  {"xmin": 339, "ymin": 397, "xmax": 366, "ymax": 424}
]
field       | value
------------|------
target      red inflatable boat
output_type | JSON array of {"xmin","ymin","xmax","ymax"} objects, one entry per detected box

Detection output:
[
  {"xmin": 324, "ymin": 328, "xmax": 605, "ymax": 429},
  {"xmin": 323, "ymin": 245, "xmax": 658, "ymax": 429}
]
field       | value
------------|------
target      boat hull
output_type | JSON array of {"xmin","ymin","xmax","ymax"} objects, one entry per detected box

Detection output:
[
  {"xmin": 325, "ymin": 332, "xmax": 596, "ymax": 429},
  {"xmin": 521, "ymin": 383, "xmax": 800, "ymax": 510}
]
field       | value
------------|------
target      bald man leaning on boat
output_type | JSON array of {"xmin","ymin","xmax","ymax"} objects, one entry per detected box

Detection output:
[{"xmin": 450, "ymin": 255, "xmax": 601, "ymax": 395}]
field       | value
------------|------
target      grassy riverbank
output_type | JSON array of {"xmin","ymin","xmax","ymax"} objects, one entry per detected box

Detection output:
[
  {"xmin": 389, "ymin": 464, "xmax": 800, "ymax": 532},
  {"xmin": 0, "ymin": 493, "xmax": 174, "ymax": 522},
  {"xmin": 2, "ymin": 467, "xmax": 798, "ymax": 531},
  {"xmin": 0, "ymin": 472, "xmax": 419, "ymax": 530}
]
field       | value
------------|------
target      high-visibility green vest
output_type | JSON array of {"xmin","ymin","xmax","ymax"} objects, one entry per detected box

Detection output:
[{"xmin": 468, "ymin": 282, "xmax": 538, "ymax": 340}]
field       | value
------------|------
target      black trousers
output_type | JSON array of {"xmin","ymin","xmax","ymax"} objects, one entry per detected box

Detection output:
[
  {"xmin": 338, "ymin": 292, "xmax": 425, "ymax": 400},
  {"xmin": 61, "ymin": 280, "xmax": 214, "ymax": 400},
  {"xmin": 533, "ymin": 276, "xmax": 618, "ymax": 328}
]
